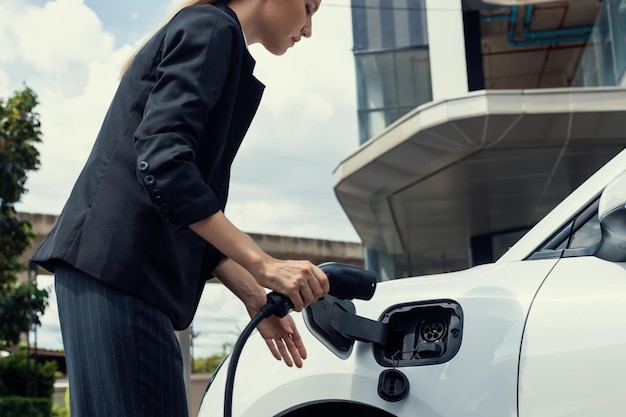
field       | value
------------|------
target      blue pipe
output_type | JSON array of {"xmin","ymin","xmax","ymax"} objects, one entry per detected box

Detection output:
[
  {"xmin": 521, "ymin": 5, "xmax": 592, "ymax": 40},
  {"xmin": 507, "ymin": 6, "xmax": 592, "ymax": 47},
  {"xmin": 480, "ymin": 5, "xmax": 593, "ymax": 46},
  {"xmin": 480, "ymin": 14, "xmax": 510, "ymax": 22}
]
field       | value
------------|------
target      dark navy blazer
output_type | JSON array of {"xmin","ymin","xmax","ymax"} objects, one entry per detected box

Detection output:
[{"xmin": 32, "ymin": 3, "xmax": 264, "ymax": 329}]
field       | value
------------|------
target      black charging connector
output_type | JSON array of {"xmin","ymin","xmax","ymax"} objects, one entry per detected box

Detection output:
[{"xmin": 262, "ymin": 291, "xmax": 293, "ymax": 318}]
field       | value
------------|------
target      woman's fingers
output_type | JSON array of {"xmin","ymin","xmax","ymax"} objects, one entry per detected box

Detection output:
[
  {"xmin": 259, "ymin": 316, "xmax": 307, "ymax": 368},
  {"xmin": 290, "ymin": 262, "xmax": 329, "ymax": 310},
  {"xmin": 288, "ymin": 327, "xmax": 307, "ymax": 363}
]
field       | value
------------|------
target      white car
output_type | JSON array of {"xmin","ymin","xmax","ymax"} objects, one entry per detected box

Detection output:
[{"xmin": 199, "ymin": 148, "xmax": 626, "ymax": 417}]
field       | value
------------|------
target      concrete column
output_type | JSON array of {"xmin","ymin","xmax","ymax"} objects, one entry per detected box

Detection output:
[
  {"xmin": 425, "ymin": 0, "xmax": 469, "ymax": 101},
  {"xmin": 176, "ymin": 328, "xmax": 192, "ymax": 416}
]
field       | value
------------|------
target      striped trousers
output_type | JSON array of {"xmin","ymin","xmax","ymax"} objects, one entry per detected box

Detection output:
[{"xmin": 55, "ymin": 263, "xmax": 189, "ymax": 417}]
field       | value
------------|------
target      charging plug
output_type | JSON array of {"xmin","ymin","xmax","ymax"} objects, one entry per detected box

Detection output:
[
  {"xmin": 259, "ymin": 263, "xmax": 377, "ymax": 319},
  {"xmin": 261, "ymin": 291, "xmax": 293, "ymax": 318}
]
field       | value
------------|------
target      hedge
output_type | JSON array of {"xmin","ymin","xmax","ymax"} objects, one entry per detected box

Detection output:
[
  {"xmin": 0, "ymin": 347, "xmax": 57, "ymax": 398},
  {"xmin": 0, "ymin": 396, "xmax": 52, "ymax": 417}
]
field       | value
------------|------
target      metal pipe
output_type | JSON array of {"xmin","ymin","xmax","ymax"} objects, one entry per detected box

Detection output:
[
  {"xmin": 480, "ymin": 14, "xmax": 511, "ymax": 22},
  {"xmin": 482, "ymin": 43, "xmax": 584, "ymax": 57},
  {"xmin": 521, "ymin": 4, "xmax": 592, "ymax": 40},
  {"xmin": 480, "ymin": 5, "xmax": 593, "ymax": 47},
  {"xmin": 507, "ymin": 5, "xmax": 591, "ymax": 47}
]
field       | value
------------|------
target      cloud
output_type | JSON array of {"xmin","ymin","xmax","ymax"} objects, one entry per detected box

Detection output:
[
  {"xmin": 0, "ymin": 71, "xmax": 8, "ymax": 96},
  {"xmin": 11, "ymin": 0, "xmax": 114, "ymax": 74}
]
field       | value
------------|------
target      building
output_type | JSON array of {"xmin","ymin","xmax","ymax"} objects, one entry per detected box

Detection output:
[{"xmin": 335, "ymin": 0, "xmax": 626, "ymax": 281}]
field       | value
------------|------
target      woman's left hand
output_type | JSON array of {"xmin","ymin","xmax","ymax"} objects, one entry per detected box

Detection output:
[{"xmin": 255, "ymin": 314, "xmax": 307, "ymax": 368}]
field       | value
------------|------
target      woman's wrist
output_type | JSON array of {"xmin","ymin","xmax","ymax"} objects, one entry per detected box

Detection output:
[
  {"xmin": 236, "ymin": 236, "xmax": 271, "ymax": 274},
  {"xmin": 242, "ymin": 291, "xmax": 267, "ymax": 316},
  {"xmin": 212, "ymin": 257, "xmax": 268, "ymax": 315}
]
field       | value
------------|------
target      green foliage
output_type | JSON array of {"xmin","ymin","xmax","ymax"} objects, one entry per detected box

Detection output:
[
  {"xmin": 192, "ymin": 351, "xmax": 228, "ymax": 374},
  {"xmin": 0, "ymin": 211, "xmax": 33, "ymax": 285},
  {"xmin": 0, "ymin": 396, "xmax": 51, "ymax": 417},
  {"xmin": 51, "ymin": 389, "xmax": 70, "ymax": 417},
  {"xmin": 0, "ymin": 281, "xmax": 48, "ymax": 348},
  {"xmin": 0, "ymin": 86, "xmax": 42, "ymax": 207},
  {"xmin": 0, "ymin": 347, "xmax": 57, "ymax": 399},
  {"xmin": 0, "ymin": 86, "xmax": 47, "ymax": 349}
]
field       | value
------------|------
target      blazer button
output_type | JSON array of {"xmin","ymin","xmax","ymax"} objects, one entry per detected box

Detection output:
[
  {"xmin": 138, "ymin": 161, "xmax": 149, "ymax": 171},
  {"xmin": 160, "ymin": 203, "xmax": 170, "ymax": 213},
  {"xmin": 153, "ymin": 189, "xmax": 162, "ymax": 199},
  {"xmin": 144, "ymin": 175, "xmax": 156, "ymax": 185}
]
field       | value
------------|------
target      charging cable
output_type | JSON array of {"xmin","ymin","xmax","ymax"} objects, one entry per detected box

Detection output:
[{"xmin": 223, "ymin": 292, "xmax": 292, "ymax": 417}]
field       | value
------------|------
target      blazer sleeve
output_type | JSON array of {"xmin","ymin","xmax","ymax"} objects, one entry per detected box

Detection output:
[{"xmin": 133, "ymin": 6, "xmax": 241, "ymax": 229}]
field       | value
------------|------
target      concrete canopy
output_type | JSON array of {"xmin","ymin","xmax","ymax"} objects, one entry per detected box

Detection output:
[{"xmin": 333, "ymin": 88, "xmax": 626, "ymax": 254}]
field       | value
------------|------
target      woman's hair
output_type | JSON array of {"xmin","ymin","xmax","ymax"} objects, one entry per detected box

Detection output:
[{"xmin": 120, "ymin": 0, "xmax": 222, "ymax": 76}]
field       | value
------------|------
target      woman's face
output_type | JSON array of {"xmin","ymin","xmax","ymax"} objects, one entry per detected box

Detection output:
[{"xmin": 259, "ymin": 0, "xmax": 321, "ymax": 55}]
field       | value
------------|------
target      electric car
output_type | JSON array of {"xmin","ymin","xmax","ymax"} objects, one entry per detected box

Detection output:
[{"xmin": 199, "ymin": 148, "xmax": 626, "ymax": 417}]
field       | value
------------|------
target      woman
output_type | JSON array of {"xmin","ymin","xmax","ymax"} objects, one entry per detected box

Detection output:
[{"xmin": 32, "ymin": 0, "xmax": 327, "ymax": 416}]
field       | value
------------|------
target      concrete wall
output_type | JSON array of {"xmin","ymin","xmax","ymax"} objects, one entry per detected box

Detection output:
[
  {"xmin": 189, "ymin": 374, "xmax": 212, "ymax": 417},
  {"xmin": 16, "ymin": 212, "xmax": 364, "ymax": 278}
]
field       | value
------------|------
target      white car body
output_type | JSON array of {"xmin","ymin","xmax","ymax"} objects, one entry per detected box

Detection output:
[{"xmin": 199, "ymin": 148, "xmax": 626, "ymax": 417}]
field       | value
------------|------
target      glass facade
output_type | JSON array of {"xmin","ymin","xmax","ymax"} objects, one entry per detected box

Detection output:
[
  {"xmin": 355, "ymin": 48, "xmax": 432, "ymax": 143},
  {"xmin": 573, "ymin": 0, "xmax": 626, "ymax": 87},
  {"xmin": 365, "ymin": 246, "xmax": 470, "ymax": 281},
  {"xmin": 352, "ymin": 0, "xmax": 432, "ymax": 144}
]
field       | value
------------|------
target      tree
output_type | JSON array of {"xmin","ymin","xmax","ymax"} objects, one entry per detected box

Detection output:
[
  {"xmin": 192, "ymin": 344, "xmax": 230, "ymax": 375},
  {"xmin": 0, "ymin": 86, "xmax": 47, "ymax": 348}
]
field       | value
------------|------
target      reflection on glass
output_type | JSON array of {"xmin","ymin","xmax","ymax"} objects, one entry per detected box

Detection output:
[
  {"xmin": 573, "ymin": 0, "xmax": 626, "ymax": 87},
  {"xmin": 355, "ymin": 48, "xmax": 432, "ymax": 143}
]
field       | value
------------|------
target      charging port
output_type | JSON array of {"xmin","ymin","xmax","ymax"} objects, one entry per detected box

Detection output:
[
  {"xmin": 374, "ymin": 300, "xmax": 463, "ymax": 367},
  {"xmin": 421, "ymin": 319, "xmax": 447, "ymax": 342}
]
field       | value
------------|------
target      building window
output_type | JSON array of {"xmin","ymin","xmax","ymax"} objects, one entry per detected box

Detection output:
[
  {"xmin": 573, "ymin": 0, "xmax": 626, "ymax": 87},
  {"xmin": 355, "ymin": 47, "xmax": 432, "ymax": 143}
]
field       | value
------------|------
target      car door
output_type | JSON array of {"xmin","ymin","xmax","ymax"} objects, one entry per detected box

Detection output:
[{"xmin": 518, "ymin": 198, "xmax": 626, "ymax": 416}]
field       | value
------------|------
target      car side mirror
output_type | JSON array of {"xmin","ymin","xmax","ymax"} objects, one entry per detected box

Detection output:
[{"xmin": 595, "ymin": 170, "xmax": 626, "ymax": 262}]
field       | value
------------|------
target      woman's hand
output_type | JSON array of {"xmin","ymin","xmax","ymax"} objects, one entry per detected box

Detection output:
[
  {"xmin": 255, "ymin": 314, "xmax": 307, "ymax": 368},
  {"xmin": 243, "ymin": 292, "xmax": 307, "ymax": 367},
  {"xmin": 254, "ymin": 259, "xmax": 329, "ymax": 312}
]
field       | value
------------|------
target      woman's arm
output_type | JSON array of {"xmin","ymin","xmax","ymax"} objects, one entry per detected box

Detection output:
[{"xmin": 189, "ymin": 210, "xmax": 329, "ymax": 312}]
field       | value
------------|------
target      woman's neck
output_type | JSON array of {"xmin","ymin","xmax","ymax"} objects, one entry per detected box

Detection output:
[{"xmin": 227, "ymin": 0, "xmax": 264, "ymax": 46}]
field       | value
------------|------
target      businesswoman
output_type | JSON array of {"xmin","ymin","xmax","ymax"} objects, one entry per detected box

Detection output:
[{"xmin": 31, "ymin": 0, "xmax": 327, "ymax": 416}]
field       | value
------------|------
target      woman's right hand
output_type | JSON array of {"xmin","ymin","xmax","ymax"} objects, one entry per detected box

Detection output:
[{"xmin": 253, "ymin": 258, "xmax": 329, "ymax": 312}]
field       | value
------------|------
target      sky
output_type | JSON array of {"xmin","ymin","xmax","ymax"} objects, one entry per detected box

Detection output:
[{"xmin": 0, "ymin": 0, "xmax": 361, "ymax": 357}]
